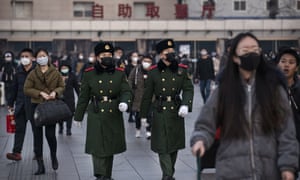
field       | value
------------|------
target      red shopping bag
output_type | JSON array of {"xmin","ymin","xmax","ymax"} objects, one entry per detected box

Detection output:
[{"xmin": 6, "ymin": 113, "xmax": 16, "ymax": 133}]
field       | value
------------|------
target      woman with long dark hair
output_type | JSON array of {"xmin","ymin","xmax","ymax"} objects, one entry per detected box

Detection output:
[
  {"xmin": 24, "ymin": 48, "xmax": 65, "ymax": 175},
  {"xmin": 190, "ymin": 32, "xmax": 298, "ymax": 180}
]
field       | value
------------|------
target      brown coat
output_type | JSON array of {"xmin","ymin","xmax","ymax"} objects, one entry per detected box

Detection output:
[
  {"xmin": 24, "ymin": 64, "xmax": 65, "ymax": 104},
  {"xmin": 128, "ymin": 65, "xmax": 145, "ymax": 112}
]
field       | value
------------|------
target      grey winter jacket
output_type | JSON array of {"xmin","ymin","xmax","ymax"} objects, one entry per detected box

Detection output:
[{"xmin": 190, "ymin": 80, "xmax": 299, "ymax": 180}]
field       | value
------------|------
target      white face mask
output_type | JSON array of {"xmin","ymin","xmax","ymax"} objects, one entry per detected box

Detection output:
[
  {"xmin": 61, "ymin": 68, "xmax": 69, "ymax": 74},
  {"xmin": 142, "ymin": 62, "xmax": 151, "ymax": 69},
  {"xmin": 5, "ymin": 57, "xmax": 12, "ymax": 62},
  {"xmin": 132, "ymin": 57, "xmax": 138, "ymax": 62},
  {"xmin": 200, "ymin": 50, "xmax": 208, "ymax": 56},
  {"xmin": 20, "ymin": 57, "xmax": 31, "ymax": 66},
  {"xmin": 88, "ymin": 57, "xmax": 94, "ymax": 63},
  {"xmin": 79, "ymin": 55, "xmax": 83, "ymax": 59},
  {"xmin": 37, "ymin": 56, "xmax": 48, "ymax": 66}
]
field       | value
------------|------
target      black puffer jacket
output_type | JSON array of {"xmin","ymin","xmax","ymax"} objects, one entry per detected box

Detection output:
[{"xmin": 7, "ymin": 63, "xmax": 35, "ymax": 118}]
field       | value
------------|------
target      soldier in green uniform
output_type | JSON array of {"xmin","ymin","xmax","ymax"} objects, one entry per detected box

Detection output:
[
  {"xmin": 140, "ymin": 39, "xmax": 194, "ymax": 180},
  {"xmin": 74, "ymin": 41, "xmax": 132, "ymax": 180}
]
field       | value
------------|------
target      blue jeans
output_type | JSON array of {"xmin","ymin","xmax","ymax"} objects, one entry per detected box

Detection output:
[{"xmin": 199, "ymin": 80, "xmax": 211, "ymax": 103}]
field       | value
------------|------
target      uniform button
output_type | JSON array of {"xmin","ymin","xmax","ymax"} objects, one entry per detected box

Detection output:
[
  {"xmin": 109, "ymin": 99, "xmax": 112, "ymax": 103},
  {"xmin": 101, "ymin": 109, "xmax": 104, "ymax": 112},
  {"xmin": 171, "ymin": 106, "xmax": 174, "ymax": 110},
  {"xmin": 162, "ymin": 78, "xmax": 165, "ymax": 82},
  {"xmin": 99, "ymin": 80, "xmax": 102, "ymax": 83},
  {"xmin": 172, "ymin": 88, "xmax": 175, "ymax": 91},
  {"xmin": 172, "ymin": 78, "xmax": 176, "ymax": 81},
  {"xmin": 163, "ymin": 107, "xmax": 166, "ymax": 110},
  {"xmin": 162, "ymin": 88, "xmax": 166, "ymax": 91},
  {"xmin": 109, "ymin": 90, "xmax": 112, "ymax": 93},
  {"xmin": 109, "ymin": 109, "xmax": 113, "ymax": 112},
  {"xmin": 100, "ymin": 90, "xmax": 103, "ymax": 94},
  {"xmin": 109, "ymin": 80, "xmax": 113, "ymax": 83},
  {"xmin": 162, "ymin": 70, "xmax": 165, "ymax": 73}
]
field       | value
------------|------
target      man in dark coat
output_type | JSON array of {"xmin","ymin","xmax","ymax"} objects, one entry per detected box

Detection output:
[
  {"xmin": 140, "ymin": 39, "xmax": 194, "ymax": 180},
  {"xmin": 58, "ymin": 61, "xmax": 80, "ymax": 136},
  {"xmin": 74, "ymin": 41, "xmax": 132, "ymax": 180},
  {"xmin": 6, "ymin": 48, "xmax": 36, "ymax": 161}
]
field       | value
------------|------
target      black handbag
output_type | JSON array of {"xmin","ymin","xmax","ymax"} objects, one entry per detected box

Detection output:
[{"xmin": 34, "ymin": 99, "xmax": 72, "ymax": 127}]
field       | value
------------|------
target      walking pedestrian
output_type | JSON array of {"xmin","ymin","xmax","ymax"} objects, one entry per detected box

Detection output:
[
  {"xmin": 128, "ymin": 54, "xmax": 154, "ymax": 139},
  {"xmin": 1, "ymin": 51, "xmax": 17, "ymax": 104},
  {"xmin": 276, "ymin": 47, "xmax": 300, "ymax": 172},
  {"xmin": 74, "ymin": 41, "xmax": 132, "ymax": 180},
  {"xmin": 6, "ymin": 48, "xmax": 36, "ymax": 161},
  {"xmin": 194, "ymin": 48, "xmax": 215, "ymax": 103},
  {"xmin": 24, "ymin": 48, "xmax": 65, "ymax": 175},
  {"xmin": 191, "ymin": 32, "xmax": 299, "ymax": 180},
  {"xmin": 58, "ymin": 61, "xmax": 80, "ymax": 136},
  {"xmin": 140, "ymin": 39, "xmax": 194, "ymax": 180}
]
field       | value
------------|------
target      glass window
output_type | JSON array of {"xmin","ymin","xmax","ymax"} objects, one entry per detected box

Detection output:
[
  {"xmin": 73, "ymin": 2, "xmax": 93, "ymax": 18},
  {"xmin": 15, "ymin": 2, "xmax": 33, "ymax": 19},
  {"xmin": 233, "ymin": 0, "xmax": 246, "ymax": 11}
]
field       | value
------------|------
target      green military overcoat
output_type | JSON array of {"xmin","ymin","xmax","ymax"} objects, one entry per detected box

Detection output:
[
  {"xmin": 74, "ymin": 67, "xmax": 132, "ymax": 157},
  {"xmin": 140, "ymin": 63, "xmax": 194, "ymax": 153}
]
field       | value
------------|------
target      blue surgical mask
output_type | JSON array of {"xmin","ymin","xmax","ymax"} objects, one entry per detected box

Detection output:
[{"xmin": 37, "ymin": 56, "xmax": 48, "ymax": 66}]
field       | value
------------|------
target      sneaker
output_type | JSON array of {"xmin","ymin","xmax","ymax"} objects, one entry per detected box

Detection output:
[
  {"xmin": 6, "ymin": 152, "xmax": 22, "ymax": 161},
  {"xmin": 135, "ymin": 130, "xmax": 141, "ymax": 138},
  {"xmin": 146, "ymin": 132, "xmax": 151, "ymax": 140}
]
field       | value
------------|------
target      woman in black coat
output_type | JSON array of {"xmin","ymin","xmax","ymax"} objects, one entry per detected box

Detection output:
[{"xmin": 58, "ymin": 61, "xmax": 80, "ymax": 135}]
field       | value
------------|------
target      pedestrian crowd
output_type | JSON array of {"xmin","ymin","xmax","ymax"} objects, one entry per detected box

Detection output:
[{"xmin": 1, "ymin": 32, "xmax": 300, "ymax": 180}]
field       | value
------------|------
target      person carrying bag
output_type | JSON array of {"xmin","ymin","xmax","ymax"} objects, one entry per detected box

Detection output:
[{"xmin": 24, "ymin": 48, "xmax": 65, "ymax": 175}]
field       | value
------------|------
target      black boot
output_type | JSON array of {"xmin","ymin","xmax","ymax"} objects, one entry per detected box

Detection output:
[
  {"xmin": 34, "ymin": 159, "xmax": 45, "ymax": 175},
  {"xmin": 162, "ymin": 176, "xmax": 175, "ymax": 180},
  {"xmin": 51, "ymin": 153, "xmax": 59, "ymax": 170}
]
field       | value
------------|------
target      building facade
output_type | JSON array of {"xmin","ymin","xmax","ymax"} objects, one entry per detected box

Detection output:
[{"xmin": 0, "ymin": 0, "xmax": 299, "ymax": 57}]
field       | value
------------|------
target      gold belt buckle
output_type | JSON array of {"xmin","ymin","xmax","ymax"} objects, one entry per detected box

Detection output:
[
  {"xmin": 166, "ymin": 96, "xmax": 172, "ymax": 102},
  {"xmin": 103, "ymin": 96, "xmax": 108, "ymax": 102}
]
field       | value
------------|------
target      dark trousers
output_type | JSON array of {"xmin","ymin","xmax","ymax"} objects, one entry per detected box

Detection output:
[
  {"xmin": 159, "ymin": 151, "xmax": 178, "ymax": 177},
  {"xmin": 92, "ymin": 155, "xmax": 114, "ymax": 178},
  {"xmin": 135, "ymin": 111, "xmax": 151, "ymax": 132},
  {"xmin": 32, "ymin": 103, "xmax": 57, "ymax": 158},
  {"xmin": 12, "ymin": 108, "xmax": 35, "ymax": 153},
  {"xmin": 199, "ymin": 79, "xmax": 211, "ymax": 103},
  {"xmin": 59, "ymin": 116, "xmax": 72, "ymax": 131}
]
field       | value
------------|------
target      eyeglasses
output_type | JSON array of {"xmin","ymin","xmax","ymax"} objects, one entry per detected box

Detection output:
[{"xmin": 237, "ymin": 47, "xmax": 262, "ymax": 55}]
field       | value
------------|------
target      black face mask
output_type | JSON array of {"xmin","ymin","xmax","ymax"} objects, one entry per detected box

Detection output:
[
  {"xmin": 101, "ymin": 57, "xmax": 114, "ymax": 67},
  {"xmin": 165, "ymin": 52, "xmax": 177, "ymax": 62},
  {"xmin": 238, "ymin": 52, "xmax": 261, "ymax": 71}
]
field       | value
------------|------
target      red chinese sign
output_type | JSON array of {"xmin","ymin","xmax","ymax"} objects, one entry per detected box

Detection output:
[
  {"xmin": 92, "ymin": 3, "xmax": 104, "ymax": 18},
  {"xmin": 146, "ymin": 3, "xmax": 160, "ymax": 18},
  {"xmin": 175, "ymin": 4, "xmax": 188, "ymax": 19},
  {"xmin": 201, "ymin": 2, "xmax": 215, "ymax": 19},
  {"xmin": 118, "ymin": 4, "xmax": 132, "ymax": 18}
]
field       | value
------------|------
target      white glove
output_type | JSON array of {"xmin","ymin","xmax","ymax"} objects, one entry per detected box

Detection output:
[
  {"xmin": 73, "ymin": 120, "xmax": 82, "ymax": 128},
  {"xmin": 178, "ymin": 105, "xmax": 188, "ymax": 117},
  {"xmin": 118, "ymin": 102, "xmax": 128, "ymax": 112},
  {"xmin": 141, "ymin": 118, "xmax": 148, "ymax": 127}
]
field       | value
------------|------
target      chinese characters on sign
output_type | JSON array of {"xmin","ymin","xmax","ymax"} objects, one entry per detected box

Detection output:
[
  {"xmin": 118, "ymin": 4, "xmax": 132, "ymax": 18},
  {"xmin": 146, "ymin": 3, "xmax": 160, "ymax": 18},
  {"xmin": 92, "ymin": 4, "xmax": 104, "ymax": 18},
  {"xmin": 175, "ymin": 4, "xmax": 187, "ymax": 19},
  {"xmin": 91, "ymin": 3, "xmax": 164, "ymax": 19}
]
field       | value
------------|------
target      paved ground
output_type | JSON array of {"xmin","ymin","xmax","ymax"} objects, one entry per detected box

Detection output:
[{"xmin": 0, "ymin": 85, "xmax": 213, "ymax": 180}]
